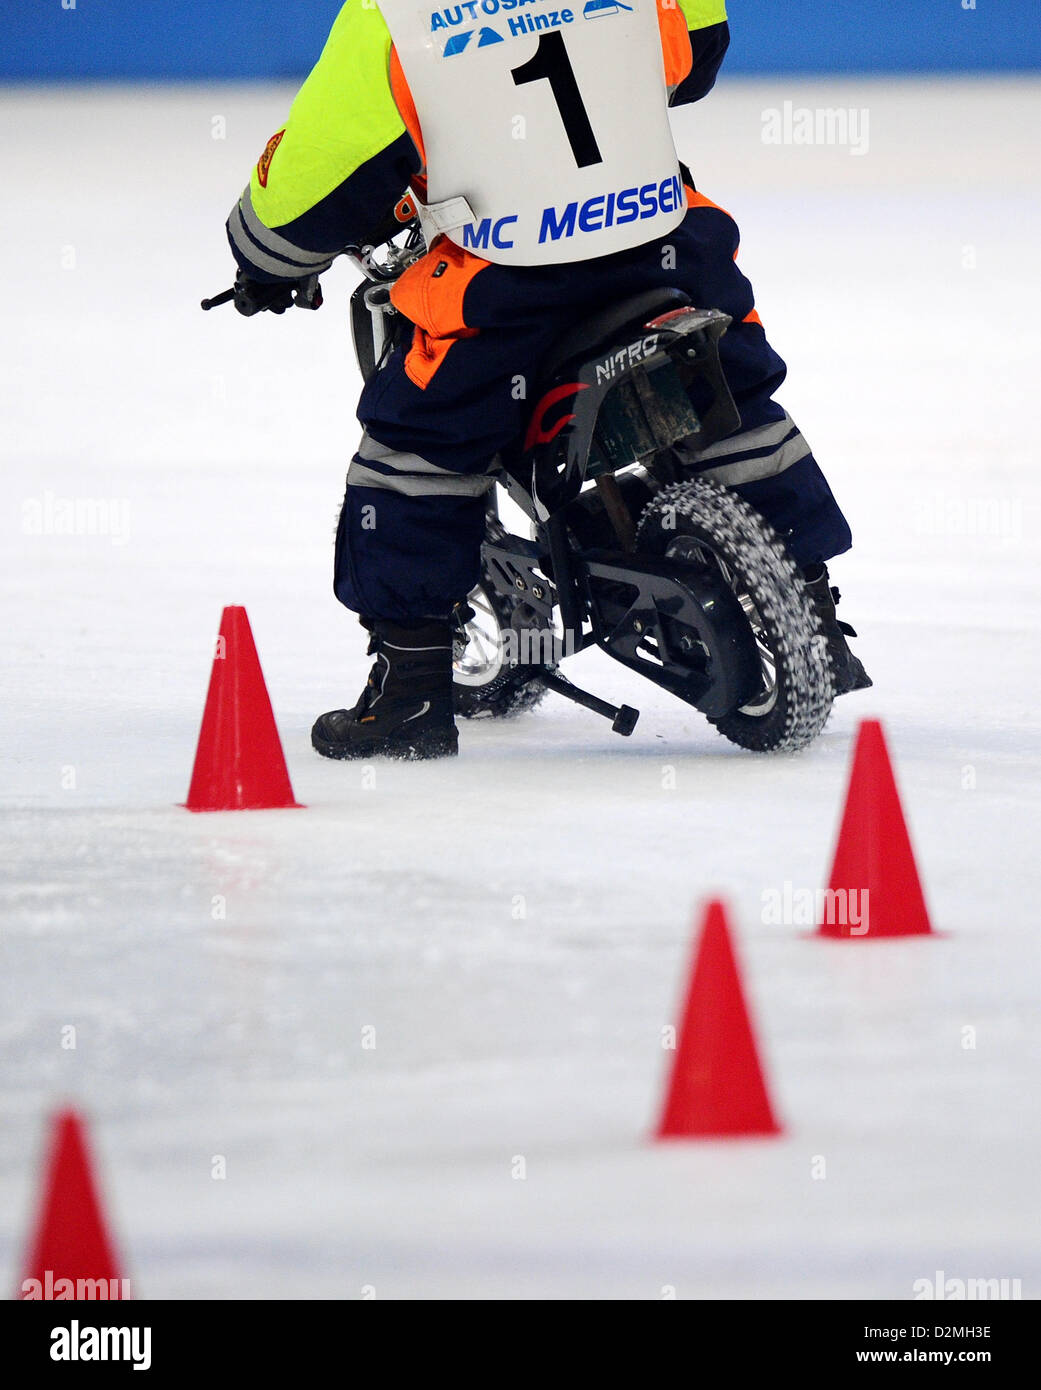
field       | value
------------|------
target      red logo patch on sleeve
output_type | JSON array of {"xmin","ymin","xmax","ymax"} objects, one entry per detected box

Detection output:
[{"xmin": 256, "ymin": 129, "xmax": 285, "ymax": 189}]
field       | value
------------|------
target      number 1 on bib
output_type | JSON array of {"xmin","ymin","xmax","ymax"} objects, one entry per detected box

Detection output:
[{"xmin": 511, "ymin": 31, "xmax": 603, "ymax": 170}]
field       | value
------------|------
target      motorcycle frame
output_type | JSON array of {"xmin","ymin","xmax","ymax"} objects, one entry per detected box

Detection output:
[{"xmin": 345, "ymin": 227, "xmax": 763, "ymax": 721}]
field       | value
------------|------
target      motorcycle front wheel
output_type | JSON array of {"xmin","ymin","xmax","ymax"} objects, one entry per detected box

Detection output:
[{"xmin": 451, "ymin": 519, "xmax": 553, "ymax": 720}]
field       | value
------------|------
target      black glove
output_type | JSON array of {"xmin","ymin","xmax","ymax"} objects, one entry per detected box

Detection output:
[{"xmin": 233, "ymin": 270, "xmax": 323, "ymax": 317}]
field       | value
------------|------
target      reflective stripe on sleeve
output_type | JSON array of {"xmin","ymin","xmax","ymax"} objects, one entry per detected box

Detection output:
[
  {"xmin": 238, "ymin": 186, "xmax": 334, "ymax": 268},
  {"xmin": 227, "ymin": 196, "xmax": 334, "ymax": 279}
]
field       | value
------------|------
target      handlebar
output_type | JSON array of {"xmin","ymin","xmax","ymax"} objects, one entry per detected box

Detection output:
[{"xmin": 201, "ymin": 215, "xmax": 424, "ymax": 312}]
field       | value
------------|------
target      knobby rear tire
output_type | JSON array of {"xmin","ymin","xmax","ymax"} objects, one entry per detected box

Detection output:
[{"xmin": 635, "ymin": 478, "xmax": 834, "ymax": 752}]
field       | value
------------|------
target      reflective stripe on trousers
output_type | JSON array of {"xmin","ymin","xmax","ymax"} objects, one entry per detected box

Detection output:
[
  {"xmin": 347, "ymin": 432, "xmax": 500, "ymax": 499},
  {"xmin": 681, "ymin": 411, "xmax": 811, "ymax": 486}
]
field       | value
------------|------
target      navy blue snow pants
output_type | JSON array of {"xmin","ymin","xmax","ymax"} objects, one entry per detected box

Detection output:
[{"xmin": 335, "ymin": 194, "xmax": 852, "ymax": 623}]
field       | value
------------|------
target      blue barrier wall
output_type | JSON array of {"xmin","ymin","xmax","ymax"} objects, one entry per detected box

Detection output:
[{"xmin": 3, "ymin": 0, "xmax": 1039, "ymax": 80}]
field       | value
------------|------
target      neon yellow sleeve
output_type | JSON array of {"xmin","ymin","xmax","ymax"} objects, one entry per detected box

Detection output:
[
  {"xmin": 249, "ymin": 2, "xmax": 405, "ymax": 228},
  {"xmin": 228, "ymin": 1, "xmax": 420, "ymax": 279},
  {"xmin": 676, "ymin": 0, "xmax": 727, "ymax": 31}
]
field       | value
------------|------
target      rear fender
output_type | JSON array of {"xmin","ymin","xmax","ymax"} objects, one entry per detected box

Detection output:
[{"xmin": 519, "ymin": 307, "xmax": 739, "ymax": 516}]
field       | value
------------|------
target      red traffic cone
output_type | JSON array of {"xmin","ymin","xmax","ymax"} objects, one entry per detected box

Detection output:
[
  {"xmin": 819, "ymin": 719, "xmax": 932, "ymax": 939},
  {"xmin": 185, "ymin": 606, "xmax": 301, "ymax": 811},
  {"xmin": 19, "ymin": 1109, "xmax": 125, "ymax": 1300},
  {"xmin": 657, "ymin": 901, "xmax": 781, "ymax": 1139}
]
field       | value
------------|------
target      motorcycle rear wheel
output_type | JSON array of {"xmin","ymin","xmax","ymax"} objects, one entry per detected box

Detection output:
[{"xmin": 635, "ymin": 478, "xmax": 834, "ymax": 752}]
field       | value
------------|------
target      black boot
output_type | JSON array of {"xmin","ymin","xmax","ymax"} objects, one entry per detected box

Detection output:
[
  {"xmin": 802, "ymin": 564, "xmax": 873, "ymax": 696},
  {"xmin": 312, "ymin": 618, "xmax": 458, "ymax": 760}
]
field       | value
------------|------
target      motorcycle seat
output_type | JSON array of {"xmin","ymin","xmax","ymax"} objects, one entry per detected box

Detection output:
[{"xmin": 538, "ymin": 289, "xmax": 691, "ymax": 382}]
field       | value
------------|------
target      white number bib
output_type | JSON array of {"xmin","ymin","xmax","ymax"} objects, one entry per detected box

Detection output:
[{"xmin": 379, "ymin": 0, "xmax": 686, "ymax": 265}]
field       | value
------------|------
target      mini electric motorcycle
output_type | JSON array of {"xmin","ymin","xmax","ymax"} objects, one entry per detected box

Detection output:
[{"xmin": 206, "ymin": 216, "xmax": 834, "ymax": 752}]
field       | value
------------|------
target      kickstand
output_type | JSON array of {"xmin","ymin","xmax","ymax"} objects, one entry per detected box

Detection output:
[{"xmin": 540, "ymin": 671, "xmax": 639, "ymax": 736}]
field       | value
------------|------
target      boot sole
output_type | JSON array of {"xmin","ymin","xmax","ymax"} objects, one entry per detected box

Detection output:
[
  {"xmin": 833, "ymin": 661, "xmax": 873, "ymax": 696},
  {"xmin": 835, "ymin": 674, "xmax": 873, "ymax": 696},
  {"xmin": 311, "ymin": 728, "xmax": 459, "ymax": 762}
]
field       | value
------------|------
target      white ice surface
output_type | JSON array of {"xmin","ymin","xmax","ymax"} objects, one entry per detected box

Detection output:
[{"xmin": 2, "ymin": 77, "xmax": 1040, "ymax": 1299}]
